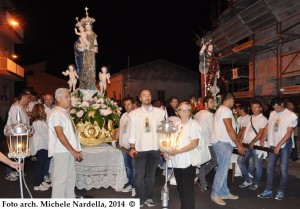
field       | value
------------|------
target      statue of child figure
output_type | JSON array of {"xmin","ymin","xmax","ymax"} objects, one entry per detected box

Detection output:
[
  {"xmin": 99, "ymin": 66, "xmax": 111, "ymax": 95},
  {"xmin": 62, "ymin": 64, "xmax": 79, "ymax": 92},
  {"xmin": 75, "ymin": 17, "xmax": 90, "ymax": 50}
]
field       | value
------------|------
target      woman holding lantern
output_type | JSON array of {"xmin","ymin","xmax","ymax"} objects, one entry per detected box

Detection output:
[{"xmin": 163, "ymin": 101, "xmax": 201, "ymax": 209}]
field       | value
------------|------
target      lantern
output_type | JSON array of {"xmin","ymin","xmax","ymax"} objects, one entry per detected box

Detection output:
[
  {"xmin": 156, "ymin": 120, "xmax": 178, "ymax": 208},
  {"xmin": 4, "ymin": 110, "xmax": 34, "ymax": 198},
  {"xmin": 157, "ymin": 120, "xmax": 178, "ymax": 152}
]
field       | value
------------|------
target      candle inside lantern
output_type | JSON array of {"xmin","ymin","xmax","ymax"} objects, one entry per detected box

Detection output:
[
  {"xmin": 157, "ymin": 120, "xmax": 178, "ymax": 152},
  {"xmin": 17, "ymin": 142, "xmax": 23, "ymax": 154}
]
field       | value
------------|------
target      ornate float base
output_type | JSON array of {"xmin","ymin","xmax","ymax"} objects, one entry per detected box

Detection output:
[
  {"xmin": 71, "ymin": 88, "xmax": 120, "ymax": 146},
  {"xmin": 76, "ymin": 120, "xmax": 116, "ymax": 146}
]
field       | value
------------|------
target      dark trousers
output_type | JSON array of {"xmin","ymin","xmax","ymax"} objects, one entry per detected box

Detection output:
[
  {"xmin": 174, "ymin": 165, "xmax": 196, "ymax": 209},
  {"xmin": 290, "ymin": 136, "xmax": 298, "ymax": 160},
  {"xmin": 134, "ymin": 150, "xmax": 160, "ymax": 201},
  {"xmin": 34, "ymin": 149, "xmax": 49, "ymax": 186}
]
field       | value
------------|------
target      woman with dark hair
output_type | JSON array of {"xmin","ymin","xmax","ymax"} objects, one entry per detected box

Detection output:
[{"xmin": 31, "ymin": 104, "xmax": 51, "ymax": 191}]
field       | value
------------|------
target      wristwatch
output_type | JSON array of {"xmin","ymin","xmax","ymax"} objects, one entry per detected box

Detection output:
[{"xmin": 179, "ymin": 149, "xmax": 182, "ymax": 154}]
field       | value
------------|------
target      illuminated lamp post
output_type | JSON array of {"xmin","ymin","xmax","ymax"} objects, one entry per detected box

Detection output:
[
  {"xmin": 4, "ymin": 110, "xmax": 34, "ymax": 198},
  {"xmin": 157, "ymin": 120, "xmax": 178, "ymax": 209}
]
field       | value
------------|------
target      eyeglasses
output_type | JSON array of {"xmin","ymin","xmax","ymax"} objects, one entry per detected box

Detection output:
[{"xmin": 178, "ymin": 109, "xmax": 190, "ymax": 113}]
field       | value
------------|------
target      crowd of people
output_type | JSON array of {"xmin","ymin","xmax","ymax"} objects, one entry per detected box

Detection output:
[
  {"xmin": 0, "ymin": 88, "xmax": 299, "ymax": 209},
  {"xmin": 113, "ymin": 91, "xmax": 298, "ymax": 208}
]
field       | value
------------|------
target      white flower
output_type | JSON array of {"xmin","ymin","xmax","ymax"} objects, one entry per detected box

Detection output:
[
  {"xmin": 83, "ymin": 95, "xmax": 90, "ymax": 101},
  {"xmin": 70, "ymin": 108, "xmax": 76, "ymax": 114},
  {"xmin": 91, "ymin": 103, "xmax": 101, "ymax": 109},
  {"xmin": 100, "ymin": 108, "xmax": 112, "ymax": 116},
  {"xmin": 76, "ymin": 100, "xmax": 81, "ymax": 106},
  {"xmin": 97, "ymin": 98, "xmax": 104, "ymax": 104},
  {"xmin": 100, "ymin": 104, "xmax": 107, "ymax": 109},
  {"xmin": 71, "ymin": 97, "xmax": 79, "ymax": 106},
  {"xmin": 81, "ymin": 101, "xmax": 90, "ymax": 108},
  {"xmin": 76, "ymin": 110, "xmax": 84, "ymax": 118}
]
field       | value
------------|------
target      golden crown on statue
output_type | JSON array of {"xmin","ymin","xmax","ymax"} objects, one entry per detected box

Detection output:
[{"xmin": 80, "ymin": 7, "xmax": 96, "ymax": 25}]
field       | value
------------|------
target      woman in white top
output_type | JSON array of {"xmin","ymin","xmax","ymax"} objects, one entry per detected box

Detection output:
[
  {"xmin": 31, "ymin": 104, "xmax": 51, "ymax": 191},
  {"xmin": 164, "ymin": 102, "xmax": 200, "ymax": 209}
]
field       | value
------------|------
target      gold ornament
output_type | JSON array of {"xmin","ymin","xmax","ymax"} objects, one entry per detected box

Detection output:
[{"xmin": 76, "ymin": 120, "xmax": 116, "ymax": 146}]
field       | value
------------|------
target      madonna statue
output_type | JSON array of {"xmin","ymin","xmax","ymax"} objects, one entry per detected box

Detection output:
[{"xmin": 74, "ymin": 8, "xmax": 98, "ymax": 90}]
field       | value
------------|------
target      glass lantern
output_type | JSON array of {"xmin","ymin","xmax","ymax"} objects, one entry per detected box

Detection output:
[
  {"xmin": 3, "ymin": 110, "xmax": 34, "ymax": 198},
  {"xmin": 4, "ymin": 123, "xmax": 33, "ymax": 158},
  {"xmin": 157, "ymin": 120, "xmax": 178, "ymax": 153},
  {"xmin": 157, "ymin": 120, "xmax": 178, "ymax": 208}
]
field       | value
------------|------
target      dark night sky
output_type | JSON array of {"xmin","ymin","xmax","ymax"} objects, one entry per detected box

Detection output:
[{"xmin": 12, "ymin": 0, "xmax": 212, "ymax": 77}]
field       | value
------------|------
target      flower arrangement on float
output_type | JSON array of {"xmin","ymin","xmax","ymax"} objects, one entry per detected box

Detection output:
[{"xmin": 70, "ymin": 90, "xmax": 122, "ymax": 146}]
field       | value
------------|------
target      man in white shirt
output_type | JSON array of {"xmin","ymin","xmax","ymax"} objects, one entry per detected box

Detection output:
[
  {"xmin": 48, "ymin": 88, "xmax": 83, "ymax": 198},
  {"xmin": 128, "ymin": 89, "xmax": 165, "ymax": 207},
  {"xmin": 5, "ymin": 89, "xmax": 30, "ymax": 181},
  {"xmin": 236, "ymin": 105, "xmax": 250, "ymax": 137},
  {"xmin": 210, "ymin": 93, "xmax": 245, "ymax": 206},
  {"xmin": 26, "ymin": 92, "xmax": 38, "ymax": 115},
  {"xmin": 194, "ymin": 96, "xmax": 217, "ymax": 191},
  {"xmin": 233, "ymin": 104, "xmax": 251, "ymax": 178},
  {"xmin": 43, "ymin": 93, "xmax": 54, "ymax": 120},
  {"xmin": 113, "ymin": 97, "xmax": 136, "ymax": 196},
  {"xmin": 237, "ymin": 100, "xmax": 268, "ymax": 190},
  {"xmin": 258, "ymin": 97, "xmax": 298, "ymax": 200}
]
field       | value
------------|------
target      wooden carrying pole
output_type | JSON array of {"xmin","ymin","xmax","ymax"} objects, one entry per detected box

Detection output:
[{"xmin": 232, "ymin": 143, "xmax": 274, "ymax": 155}]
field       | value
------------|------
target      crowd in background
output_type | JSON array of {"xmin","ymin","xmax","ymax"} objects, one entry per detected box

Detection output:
[{"xmin": 0, "ymin": 88, "xmax": 299, "ymax": 208}]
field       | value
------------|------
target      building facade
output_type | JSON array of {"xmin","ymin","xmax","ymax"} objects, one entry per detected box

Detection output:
[
  {"xmin": 106, "ymin": 59, "xmax": 200, "ymax": 102},
  {"xmin": 201, "ymin": 0, "xmax": 300, "ymax": 100},
  {"xmin": 0, "ymin": 6, "xmax": 24, "ymax": 121}
]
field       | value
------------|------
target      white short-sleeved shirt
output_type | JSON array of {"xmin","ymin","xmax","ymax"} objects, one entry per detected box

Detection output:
[
  {"xmin": 211, "ymin": 105, "xmax": 237, "ymax": 147},
  {"xmin": 27, "ymin": 101, "xmax": 38, "ymax": 112},
  {"xmin": 48, "ymin": 106, "xmax": 81, "ymax": 157},
  {"xmin": 128, "ymin": 105, "xmax": 165, "ymax": 152},
  {"xmin": 119, "ymin": 112, "xmax": 130, "ymax": 149},
  {"xmin": 237, "ymin": 115, "xmax": 250, "ymax": 133},
  {"xmin": 243, "ymin": 114, "xmax": 268, "ymax": 144},
  {"xmin": 32, "ymin": 120, "xmax": 49, "ymax": 155},
  {"xmin": 6, "ymin": 102, "xmax": 29, "ymax": 125},
  {"xmin": 194, "ymin": 109, "xmax": 214, "ymax": 145},
  {"xmin": 170, "ymin": 119, "xmax": 201, "ymax": 169},
  {"xmin": 267, "ymin": 109, "xmax": 298, "ymax": 148},
  {"xmin": 44, "ymin": 104, "xmax": 53, "ymax": 121}
]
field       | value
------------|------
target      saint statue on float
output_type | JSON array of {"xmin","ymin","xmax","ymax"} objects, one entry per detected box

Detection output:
[
  {"xmin": 67, "ymin": 7, "xmax": 121, "ymax": 146},
  {"xmin": 198, "ymin": 37, "xmax": 221, "ymax": 105}
]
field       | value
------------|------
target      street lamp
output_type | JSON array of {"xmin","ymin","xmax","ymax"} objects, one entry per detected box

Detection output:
[
  {"xmin": 12, "ymin": 54, "xmax": 18, "ymax": 59},
  {"xmin": 4, "ymin": 110, "xmax": 34, "ymax": 198},
  {"xmin": 9, "ymin": 20, "xmax": 19, "ymax": 26},
  {"xmin": 157, "ymin": 120, "xmax": 178, "ymax": 209}
]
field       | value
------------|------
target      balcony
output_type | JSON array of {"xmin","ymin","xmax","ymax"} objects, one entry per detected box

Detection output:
[{"xmin": 0, "ymin": 57, "xmax": 24, "ymax": 80}]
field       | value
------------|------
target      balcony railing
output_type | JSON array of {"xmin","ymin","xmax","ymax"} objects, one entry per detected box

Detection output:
[{"xmin": 0, "ymin": 57, "xmax": 24, "ymax": 78}]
